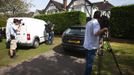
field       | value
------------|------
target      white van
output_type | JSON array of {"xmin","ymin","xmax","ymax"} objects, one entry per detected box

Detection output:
[{"xmin": 6, "ymin": 17, "xmax": 47, "ymax": 48}]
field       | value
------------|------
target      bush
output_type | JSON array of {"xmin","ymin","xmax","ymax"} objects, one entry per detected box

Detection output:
[
  {"xmin": 0, "ymin": 15, "xmax": 8, "ymax": 27},
  {"xmin": 35, "ymin": 11, "xmax": 86, "ymax": 34},
  {"xmin": 110, "ymin": 4, "xmax": 134, "ymax": 39}
]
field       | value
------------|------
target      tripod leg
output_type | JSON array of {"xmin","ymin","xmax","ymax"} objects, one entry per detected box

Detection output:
[
  {"xmin": 110, "ymin": 49, "xmax": 123, "ymax": 75},
  {"xmin": 104, "ymin": 41, "xmax": 123, "ymax": 75}
]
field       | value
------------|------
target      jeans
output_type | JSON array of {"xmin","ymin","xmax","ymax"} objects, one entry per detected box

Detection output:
[
  {"xmin": 48, "ymin": 31, "xmax": 54, "ymax": 44},
  {"xmin": 84, "ymin": 49, "xmax": 97, "ymax": 75}
]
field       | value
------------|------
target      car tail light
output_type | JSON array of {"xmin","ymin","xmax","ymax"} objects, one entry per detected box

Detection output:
[{"xmin": 27, "ymin": 34, "xmax": 31, "ymax": 40}]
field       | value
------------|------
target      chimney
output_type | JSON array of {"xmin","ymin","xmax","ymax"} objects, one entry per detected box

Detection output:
[{"xmin": 63, "ymin": 0, "xmax": 67, "ymax": 10}]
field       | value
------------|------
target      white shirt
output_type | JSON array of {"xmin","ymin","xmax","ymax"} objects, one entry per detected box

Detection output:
[
  {"xmin": 6, "ymin": 23, "xmax": 16, "ymax": 41},
  {"xmin": 6, "ymin": 23, "xmax": 20, "ymax": 41},
  {"xmin": 83, "ymin": 18, "xmax": 100, "ymax": 50}
]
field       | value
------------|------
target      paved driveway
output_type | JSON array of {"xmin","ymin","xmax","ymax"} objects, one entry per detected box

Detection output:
[{"xmin": 1, "ymin": 37, "xmax": 86, "ymax": 75}]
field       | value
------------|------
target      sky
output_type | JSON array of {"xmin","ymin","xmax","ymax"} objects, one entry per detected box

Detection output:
[{"xmin": 26, "ymin": 0, "xmax": 134, "ymax": 12}]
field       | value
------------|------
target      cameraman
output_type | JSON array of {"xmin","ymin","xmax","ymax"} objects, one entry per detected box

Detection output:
[{"xmin": 83, "ymin": 11, "xmax": 108, "ymax": 75}]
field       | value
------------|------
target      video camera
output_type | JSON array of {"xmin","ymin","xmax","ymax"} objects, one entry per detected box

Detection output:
[
  {"xmin": 99, "ymin": 15, "xmax": 110, "ymax": 29},
  {"xmin": 99, "ymin": 15, "xmax": 111, "ymax": 41}
]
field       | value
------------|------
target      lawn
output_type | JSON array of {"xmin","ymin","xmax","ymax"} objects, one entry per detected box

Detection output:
[
  {"xmin": 0, "ymin": 39, "xmax": 52, "ymax": 67},
  {"xmin": 93, "ymin": 42, "xmax": 134, "ymax": 75}
]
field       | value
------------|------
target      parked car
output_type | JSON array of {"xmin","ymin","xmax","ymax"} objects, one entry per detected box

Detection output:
[
  {"xmin": 6, "ymin": 17, "xmax": 47, "ymax": 48},
  {"xmin": 62, "ymin": 26, "xmax": 86, "ymax": 52}
]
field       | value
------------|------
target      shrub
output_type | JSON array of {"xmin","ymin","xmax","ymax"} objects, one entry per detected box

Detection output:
[
  {"xmin": 35, "ymin": 11, "xmax": 86, "ymax": 34},
  {"xmin": 110, "ymin": 4, "xmax": 134, "ymax": 39},
  {"xmin": 0, "ymin": 15, "xmax": 7, "ymax": 27}
]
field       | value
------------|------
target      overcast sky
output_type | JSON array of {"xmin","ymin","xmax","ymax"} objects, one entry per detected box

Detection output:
[{"xmin": 27, "ymin": 0, "xmax": 134, "ymax": 12}]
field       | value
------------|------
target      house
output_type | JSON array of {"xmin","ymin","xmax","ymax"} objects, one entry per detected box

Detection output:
[
  {"xmin": 67, "ymin": 0, "xmax": 93, "ymax": 17},
  {"xmin": 40, "ymin": 0, "xmax": 67, "ymax": 14},
  {"xmin": 92, "ymin": 1, "xmax": 113, "ymax": 17},
  {"xmin": 67, "ymin": 0, "xmax": 114, "ymax": 17},
  {"xmin": 40, "ymin": 0, "xmax": 114, "ymax": 17}
]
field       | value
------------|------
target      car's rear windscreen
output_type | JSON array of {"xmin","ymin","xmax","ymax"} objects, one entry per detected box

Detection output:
[{"xmin": 65, "ymin": 27, "xmax": 85, "ymax": 36}]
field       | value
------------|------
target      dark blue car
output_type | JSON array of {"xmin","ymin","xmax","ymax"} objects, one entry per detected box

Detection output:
[{"xmin": 62, "ymin": 26, "xmax": 86, "ymax": 52}]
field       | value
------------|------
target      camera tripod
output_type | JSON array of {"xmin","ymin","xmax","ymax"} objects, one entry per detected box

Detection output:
[{"xmin": 97, "ymin": 35, "xmax": 123, "ymax": 75}]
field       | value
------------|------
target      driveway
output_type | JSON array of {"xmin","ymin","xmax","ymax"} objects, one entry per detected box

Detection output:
[{"xmin": 0, "ymin": 37, "xmax": 86, "ymax": 75}]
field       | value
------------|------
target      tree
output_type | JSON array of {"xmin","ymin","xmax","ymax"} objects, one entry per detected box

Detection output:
[
  {"xmin": 0, "ymin": 0, "xmax": 4, "ymax": 7},
  {"xmin": 0, "ymin": 0, "xmax": 30, "ymax": 16}
]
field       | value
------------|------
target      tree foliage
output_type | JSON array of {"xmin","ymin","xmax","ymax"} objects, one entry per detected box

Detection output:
[
  {"xmin": 0, "ymin": 0, "xmax": 30, "ymax": 16},
  {"xmin": 0, "ymin": 15, "xmax": 8, "ymax": 27}
]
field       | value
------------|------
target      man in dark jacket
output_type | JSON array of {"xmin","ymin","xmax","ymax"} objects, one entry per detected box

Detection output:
[{"xmin": 45, "ymin": 21, "xmax": 54, "ymax": 44}]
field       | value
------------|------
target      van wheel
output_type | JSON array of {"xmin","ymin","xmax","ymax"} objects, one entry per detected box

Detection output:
[{"xmin": 33, "ymin": 39, "xmax": 39, "ymax": 48}]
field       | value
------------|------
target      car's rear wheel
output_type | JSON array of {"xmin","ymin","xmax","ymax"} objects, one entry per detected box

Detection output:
[{"xmin": 33, "ymin": 39, "xmax": 39, "ymax": 48}]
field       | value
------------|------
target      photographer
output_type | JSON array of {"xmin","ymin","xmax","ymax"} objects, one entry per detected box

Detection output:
[
  {"xmin": 45, "ymin": 21, "xmax": 54, "ymax": 45},
  {"xmin": 7, "ymin": 19, "xmax": 21, "ymax": 57},
  {"xmin": 83, "ymin": 11, "xmax": 108, "ymax": 75}
]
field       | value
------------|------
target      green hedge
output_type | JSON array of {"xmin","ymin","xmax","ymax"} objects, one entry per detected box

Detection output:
[
  {"xmin": 0, "ymin": 15, "xmax": 7, "ymax": 27},
  {"xmin": 35, "ymin": 11, "xmax": 86, "ymax": 34},
  {"xmin": 110, "ymin": 4, "xmax": 134, "ymax": 39}
]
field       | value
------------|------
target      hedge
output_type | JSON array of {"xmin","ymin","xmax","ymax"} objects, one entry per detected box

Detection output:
[
  {"xmin": 34, "ymin": 11, "xmax": 86, "ymax": 34},
  {"xmin": 110, "ymin": 4, "xmax": 134, "ymax": 39},
  {"xmin": 0, "ymin": 15, "xmax": 7, "ymax": 27}
]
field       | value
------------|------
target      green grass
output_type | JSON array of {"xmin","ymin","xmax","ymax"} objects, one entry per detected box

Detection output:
[
  {"xmin": 93, "ymin": 42, "xmax": 134, "ymax": 75},
  {"xmin": 0, "ymin": 39, "xmax": 52, "ymax": 67}
]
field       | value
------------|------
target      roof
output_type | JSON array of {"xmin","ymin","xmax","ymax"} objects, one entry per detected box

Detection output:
[
  {"xmin": 42, "ymin": 0, "xmax": 64, "ymax": 12},
  {"xmin": 67, "ymin": 0, "xmax": 92, "ymax": 10},
  {"xmin": 93, "ymin": 1, "xmax": 114, "ymax": 11},
  {"xmin": 52, "ymin": 0, "xmax": 64, "ymax": 10},
  {"xmin": 42, "ymin": 0, "xmax": 114, "ymax": 13}
]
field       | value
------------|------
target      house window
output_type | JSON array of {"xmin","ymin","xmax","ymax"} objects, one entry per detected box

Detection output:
[
  {"xmin": 74, "ymin": 0, "xmax": 84, "ymax": 5},
  {"xmin": 74, "ymin": 5, "xmax": 85, "ymax": 12},
  {"xmin": 46, "ymin": 9, "xmax": 59, "ymax": 14}
]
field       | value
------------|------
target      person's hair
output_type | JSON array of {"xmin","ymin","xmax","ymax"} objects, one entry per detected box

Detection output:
[
  {"xmin": 93, "ymin": 11, "xmax": 101, "ymax": 19},
  {"xmin": 13, "ymin": 19, "xmax": 21, "ymax": 24},
  {"xmin": 10, "ymin": 35, "xmax": 15, "ymax": 40}
]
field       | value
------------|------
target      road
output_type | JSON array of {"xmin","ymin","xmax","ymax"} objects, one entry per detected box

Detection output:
[{"xmin": 0, "ymin": 37, "xmax": 86, "ymax": 75}]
